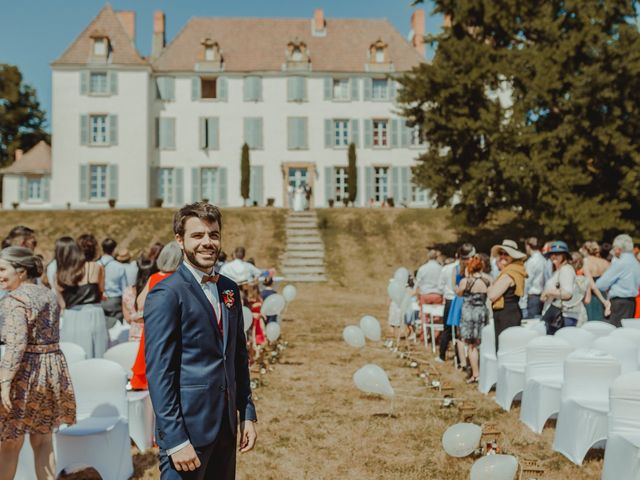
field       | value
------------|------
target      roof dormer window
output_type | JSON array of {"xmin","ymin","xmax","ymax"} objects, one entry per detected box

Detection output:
[
  {"xmin": 94, "ymin": 37, "xmax": 107, "ymax": 56},
  {"xmin": 366, "ymin": 39, "xmax": 393, "ymax": 73},
  {"xmin": 375, "ymin": 47, "xmax": 385, "ymax": 63},
  {"xmin": 196, "ymin": 38, "xmax": 223, "ymax": 73},
  {"xmin": 285, "ymin": 39, "xmax": 311, "ymax": 71},
  {"xmin": 201, "ymin": 38, "xmax": 220, "ymax": 63},
  {"xmin": 292, "ymin": 46, "xmax": 303, "ymax": 62}
]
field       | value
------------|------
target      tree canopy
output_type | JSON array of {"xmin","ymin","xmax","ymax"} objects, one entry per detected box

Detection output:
[{"xmin": 400, "ymin": 1, "xmax": 640, "ymax": 242}]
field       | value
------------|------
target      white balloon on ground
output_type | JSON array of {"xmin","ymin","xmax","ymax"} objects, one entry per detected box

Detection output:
[
  {"xmin": 441, "ymin": 423, "xmax": 482, "ymax": 457},
  {"xmin": 353, "ymin": 364, "xmax": 394, "ymax": 397},
  {"xmin": 387, "ymin": 280, "xmax": 405, "ymax": 305},
  {"xmin": 343, "ymin": 326, "xmax": 366, "ymax": 348},
  {"xmin": 393, "ymin": 267, "xmax": 410, "ymax": 285},
  {"xmin": 282, "ymin": 284, "xmax": 297, "ymax": 303},
  {"xmin": 265, "ymin": 322, "xmax": 281, "ymax": 342},
  {"xmin": 242, "ymin": 306, "xmax": 253, "ymax": 332},
  {"xmin": 359, "ymin": 315, "xmax": 381, "ymax": 341},
  {"xmin": 261, "ymin": 294, "xmax": 286, "ymax": 316},
  {"xmin": 470, "ymin": 455, "xmax": 518, "ymax": 480}
]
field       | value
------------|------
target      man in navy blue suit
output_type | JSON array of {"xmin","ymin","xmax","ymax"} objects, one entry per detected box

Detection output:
[{"xmin": 145, "ymin": 202, "xmax": 257, "ymax": 479}]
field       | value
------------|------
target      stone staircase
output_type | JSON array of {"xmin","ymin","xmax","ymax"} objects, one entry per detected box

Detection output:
[{"xmin": 281, "ymin": 211, "xmax": 328, "ymax": 282}]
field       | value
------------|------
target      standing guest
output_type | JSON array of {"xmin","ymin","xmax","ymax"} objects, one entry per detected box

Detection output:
[
  {"xmin": 122, "ymin": 258, "xmax": 157, "ymax": 342},
  {"xmin": 456, "ymin": 255, "xmax": 491, "ymax": 383},
  {"xmin": 220, "ymin": 247, "xmax": 262, "ymax": 285},
  {"xmin": 55, "ymin": 237, "xmax": 108, "ymax": 358},
  {"xmin": 436, "ymin": 256, "xmax": 458, "ymax": 363},
  {"xmin": 97, "ymin": 238, "xmax": 128, "ymax": 328},
  {"xmin": 216, "ymin": 251, "xmax": 228, "ymax": 272},
  {"xmin": 145, "ymin": 242, "xmax": 165, "ymax": 265},
  {"xmin": 524, "ymin": 237, "xmax": 546, "ymax": 318},
  {"xmin": 596, "ymin": 234, "xmax": 640, "ymax": 327},
  {"xmin": 1, "ymin": 226, "xmax": 37, "ymax": 251},
  {"xmin": 581, "ymin": 241, "xmax": 611, "ymax": 320},
  {"xmin": 116, "ymin": 248, "xmax": 138, "ymax": 287},
  {"xmin": 259, "ymin": 276, "xmax": 278, "ymax": 324},
  {"xmin": 568, "ymin": 252, "xmax": 590, "ymax": 326},
  {"xmin": 76, "ymin": 233, "xmax": 98, "ymax": 262},
  {"xmin": 416, "ymin": 249, "xmax": 443, "ymax": 327},
  {"xmin": 0, "ymin": 247, "xmax": 76, "ymax": 480},
  {"xmin": 488, "ymin": 240, "xmax": 527, "ymax": 351},
  {"xmin": 540, "ymin": 241, "xmax": 579, "ymax": 334}
]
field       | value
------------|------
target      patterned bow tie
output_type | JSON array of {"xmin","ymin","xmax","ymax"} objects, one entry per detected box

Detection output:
[{"xmin": 201, "ymin": 274, "xmax": 220, "ymax": 284}]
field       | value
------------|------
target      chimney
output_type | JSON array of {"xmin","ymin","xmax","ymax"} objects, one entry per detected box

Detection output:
[
  {"xmin": 117, "ymin": 11, "xmax": 136, "ymax": 42},
  {"xmin": 313, "ymin": 8, "xmax": 326, "ymax": 34},
  {"xmin": 411, "ymin": 9, "xmax": 425, "ymax": 57},
  {"xmin": 443, "ymin": 14, "xmax": 453, "ymax": 28},
  {"xmin": 15, "ymin": 149, "xmax": 23, "ymax": 162},
  {"xmin": 151, "ymin": 10, "xmax": 166, "ymax": 60}
]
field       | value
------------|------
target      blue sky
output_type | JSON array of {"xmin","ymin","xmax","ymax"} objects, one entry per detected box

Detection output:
[{"xmin": 0, "ymin": 1, "xmax": 441, "ymax": 131}]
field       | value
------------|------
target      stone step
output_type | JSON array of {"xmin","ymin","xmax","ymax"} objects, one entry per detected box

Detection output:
[
  {"xmin": 288, "ymin": 214, "xmax": 317, "ymax": 220},
  {"xmin": 283, "ymin": 249, "xmax": 325, "ymax": 258},
  {"xmin": 286, "ymin": 228, "xmax": 320, "ymax": 236},
  {"xmin": 281, "ymin": 257, "xmax": 325, "ymax": 267},
  {"xmin": 286, "ymin": 223, "xmax": 318, "ymax": 230},
  {"xmin": 282, "ymin": 266, "xmax": 326, "ymax": 275},
  {"xmin": 284, "ymin": 274, "xmax": 328, "ymax": 283},
  {"xmin": 286, "ymin": 235, "xmax": 323, "ymax": 243},
  {"xmin": 286, "ymin": 243, "xmax": 325, "ymax": 251}
]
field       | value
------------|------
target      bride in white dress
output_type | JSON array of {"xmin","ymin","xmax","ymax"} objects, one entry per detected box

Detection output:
[{"xmin": 292, "ymin": 185, "xmax": 305, "ymax": 212}]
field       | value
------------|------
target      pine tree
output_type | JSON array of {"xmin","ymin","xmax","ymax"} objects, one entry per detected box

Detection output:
[
  {"xmin": 347, "ymin": 143, "xmax": 357, "ymax": 206},
  {"xmin": 240, "ymin": 143, "xmax": 250, "ymax": 206}
]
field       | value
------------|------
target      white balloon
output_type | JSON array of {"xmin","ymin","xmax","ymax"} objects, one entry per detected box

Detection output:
[
  {"xmin": 265, "ymin": 322, "xmax": 281, "ymax": 342},
  {"xmin": 353, "ymin": 364, "xmax": 394, "ymax": 397},
  {"xmin": 393, "ymin": 267, "xmax": 410, "ymax": 285},
  {"xmin": 399, "ymin": 292, "xmax": 413, "ymax": 316},
  {"xmin": 343, "ymin": 326, "xmax": 366, "ymax": 348},
  {"xmin": 387, "ymin": 280, "xmax": 405, "ymax": 305},
  {"xmin": 261, "ymin": 294, "xmax": 286, "ymax": 316},
  {"xmin": 441, "ymin": 423, "xmax": 482, "ymax": 457},
  {"xmin": 359, "ymin": 315, "xmax": 381, "ymax": 341},
  {"xmin": 470, "ymin": 455, "xmax": 518, "ymax": 480},
  {"xmin": 242, "ymin": 307, "xmax": 253, "ymax": 332},
  {"xmin": 282, "ymin": 284, "xmax": 297, "ymax": 303}
]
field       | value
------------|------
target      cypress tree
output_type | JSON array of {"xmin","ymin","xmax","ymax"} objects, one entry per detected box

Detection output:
[
  {"xmin": 240, "ymin": 143, "xmax": 250, "ymax": 206},
  {"xmin": 347, "ymin": 142, "xmax": 357, "ymax": 206}
]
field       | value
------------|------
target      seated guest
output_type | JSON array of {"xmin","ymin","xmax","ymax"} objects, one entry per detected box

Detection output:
[
  {"xmin": 220, "ymin": 246, "xmax": 262, "ymax": 284},
  {"xmin": 116, "ymin": 248, "xmax": 138, "ymax": 287},
  {"xmin": 97, "ymin": 238, "xmax": 129, "ymax": 328},
  {"xmin": 416, "ymin": 249, "xmax": 443, "ymax": 326}
]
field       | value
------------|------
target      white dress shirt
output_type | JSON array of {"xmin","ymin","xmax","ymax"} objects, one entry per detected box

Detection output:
[
  {"xmin": 438, "ymin": 261, "xmax": 459, "ymax": 301},
  {"xmin": 416, "ymin": 260, "xmax": 443, "ymax": 295},
  {"xmin": 525, "ymin": 251, "xmax": 546, "ymax": 296},
  {"xmin": 219, "ymin": 259, "xmax": 262, "ymax": 284},
  {"xmin": 165, "ymin": 261, "xmax": 221, "ymax": 456}
]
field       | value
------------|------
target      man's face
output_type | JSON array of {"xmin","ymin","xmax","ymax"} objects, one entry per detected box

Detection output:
[
  {"xmin": 176, "ymin": 217, "xmax": 221, "ymax": 272},
  {"xmin": 613, "ymin": 246, "xmax": 623, "ymax": 258}
]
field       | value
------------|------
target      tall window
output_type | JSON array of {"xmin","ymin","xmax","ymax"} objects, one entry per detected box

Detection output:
[
  {"xmin": 200, "ymin": 168, "xmax": 218, "ymax": 202},
  {"xmin": 411, "ymin": 125, "xmax": 426, "ymax": 146},
  {"xmin": 27, "ymin": 178, "xmax": 42, "ymax": 201},
  {"xmin": 374, "ymin": 167, "xmax": 389, "ymax": 202},
  {"xmin": 372, "ymin": 79, "xmax": 389, "ymax": 99},
  {"xmin": 373, "ymin": 120, "xmax": 388, "ymax": 147},
  {"xmin": 90, "ymin": 115, "xmax": 108, "ymax": 145},
  {"xmin": 89, "ymin": 165, "xmax": 108, "ymax": 200},
  {"xmin": 334, "ymin": 167, "xmax": 349, "ymax": 202},
  {"xmin": 412, "ymin": 185, "xmax": 429, "ymax": 203},
  {"xmin": 334, "ymin": 120, "xmax": 350, "ymax": 147},
  {"xmin": 333, "ymin": 79, "xmax": 349, "ymax": 100},
  {"xmin": 89, "ymin": 72, "xmax": 108, "ymax": 94},
  {"xmin": 159, "ymin": 168, "xmax": 175, "ymax": 206},
  {"xmin": 201, "ymin": 78, "xmax": 217, "ymax": 99}
]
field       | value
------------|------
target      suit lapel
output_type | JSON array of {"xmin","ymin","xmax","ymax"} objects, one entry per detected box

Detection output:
[
  {"xmin": 178, "ymin": 264, "xmax": 223, "ymax": 346},
  {"xmin": 217, "ymin": 281, "xmax": 230, "ymax": 353}
]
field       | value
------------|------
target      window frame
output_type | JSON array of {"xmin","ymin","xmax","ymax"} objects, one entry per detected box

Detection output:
[
  {"xmin": 26, "ymin": 177, "xmax": 43, "ymax": 203},
  {"xmin": 410, "ymin": 125, "xmax": 427, "ymax": 147},
  {"xmin": 333, "ymin": 119, "xmax": 350, "ymax": 148},
  {"xmin": 89, "ymin": 72, "xmax": 109, "ymax": 96},
  {"xmin": 89, "ymin": 164, "xmax": 109, "ymax": 201},
  {"xmin": 332, "ymin": 78, "xmax": 350, "ymax": 101},
  {"xmin": 334, "ymin": 167, "xmax": 349, "ymax": 203},
  {"xmin": 93, "ymin": 37, "xmax": 108, "ymax": 57},
  {"xmin": 373, "ymin": 166, "xmax": 390, "ymax": 203},
  {"xmin": 89, "ymin": 114, "xmax": 109, "ymax": 146},
  {"xmin": 372, "ymin": 119, "xmax": 389, "ymax": 148},
  {"xmin": 158, "ymin": 167, "xmax": 176, "ymax": 206},
  {"xmin": 371, "ymin": 78, "xmax": 389, "ymax": 101},
  {"xmin": 200, "ymin": 167, "xmax": 219, "ymax": 203},
  {"xmin": 201, "ymin": 77, "xmax": 218, "ymax": 99}
]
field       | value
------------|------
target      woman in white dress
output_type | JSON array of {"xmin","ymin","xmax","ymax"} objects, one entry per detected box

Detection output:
[{"xmin": 293, "ymin": 185, "xmax": 305, "ymax": 212}]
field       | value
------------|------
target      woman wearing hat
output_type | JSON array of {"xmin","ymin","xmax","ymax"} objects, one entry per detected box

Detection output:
[
  {"xmin": 488, "ymin": 240, "xmax": 528, "ymax": 351},
  {"xmin": 541, "ymin": 241, "xmax": 581, "ymax": 334}
]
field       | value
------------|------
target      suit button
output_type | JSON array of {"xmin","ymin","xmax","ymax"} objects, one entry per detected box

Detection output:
[
  {"xmin": 219, "ymin": 385, "xmax": 226, "ymax": 392},
  {"xmin": 223, "ymin": 355, "xmax": 227, "ymax": 361}
]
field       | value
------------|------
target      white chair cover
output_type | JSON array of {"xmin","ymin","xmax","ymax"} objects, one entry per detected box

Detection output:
[
  {"xmin": 127, "ymin": 390, "xmax": 155, "ymax": 451},
  {"xmin": 581, "ymin": 320, "xmax": 616, "ymax": 337},
  {"xmin": 55, "ymin": 359, "xmax": 133, "ymax": 480},
  {"xmin": 602, "ymin": 371, "xmax": 640, "ymax": 480},
  {"xmin": 60, "ymin": 342, "xmax": 87, "ymax": 365},
  {"xmin": 552, "ymin": 350, "xmax": 621, "ymax": 464},
  {"xmin": 621, "ymin": 319, "xmax": 640, "ymax": 329},
  {"xmin": 519, "ymin": 336, "xmax": 574, "ymax": 433},
  {"xmin": 592, "ymin": 336, "xmax": 638, "ymax": 373},
  {"xmin": 422, "ymin": 304, "xmax": 445, "ymax": 353},
  {"xmin": 522, "ymin": 318, "xmax": 546, "ymax": 335},
  {"xmin": 610, "ymin": 327, "xmax": 640, "ymax": 345},
  {"xmin": 478, "ymin": 323, "xmax": 497, "ymax": 394},
  {"xmin": 554, "ymin": 326, "xmax": 596, "ymax": 350},
  {"xmin": 108, "ymin": 321, "xmax": 131, "ymax": 347},
  {"xmin": 103, "ymin": 341, "xmax": 139, "ymax": 379},
  {"xmin": 495, "ymin": 326, "xmax": 541, "ymax": 411}
]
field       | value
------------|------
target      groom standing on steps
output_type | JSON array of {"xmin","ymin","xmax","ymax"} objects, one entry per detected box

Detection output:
[{"xmin": 145, "ymin": 202, "xmax": 257, "ymax": 479}]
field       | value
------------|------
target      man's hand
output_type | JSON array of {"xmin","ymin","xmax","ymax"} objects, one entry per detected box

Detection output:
[
  {"xmin": 239, "ymin": 420, "xmax": 257, "ymax": 453},
  {"xmin": 170, "ymin": 444, "xmax": 201, "ymax": 472}
]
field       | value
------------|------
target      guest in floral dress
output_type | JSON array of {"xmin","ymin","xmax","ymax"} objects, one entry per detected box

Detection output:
[
  {"xmin": 0, "ymin": 246, "xmax": 76, "ymax": 480},
  {"xmin": 121, "ymin": 258, "xmax": 157, "ymax": 342}
]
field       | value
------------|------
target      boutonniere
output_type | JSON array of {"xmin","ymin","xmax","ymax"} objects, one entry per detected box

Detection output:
[{"xmin": 222, "ymin": 290, "xmax": 235, "ymax": 309}]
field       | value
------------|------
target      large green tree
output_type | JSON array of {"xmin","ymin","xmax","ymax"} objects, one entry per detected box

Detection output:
[
  {"xmin": 400, "ymin": 1, "xmax": 640, "ymax": 241},
  {"xmin": 0, "ymin": 64, "xmax": 50, "ymax": 167}
]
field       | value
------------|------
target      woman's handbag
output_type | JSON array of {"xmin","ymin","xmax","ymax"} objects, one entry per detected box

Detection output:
[{"xmin": 542, "ymin": 282, "xmax": 564, "ymax": 329}]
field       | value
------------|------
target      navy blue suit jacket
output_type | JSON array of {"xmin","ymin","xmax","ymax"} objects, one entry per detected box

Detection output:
[{"xmin": 144, "ymin": 262, "xmax": 257, "ymax": 450}]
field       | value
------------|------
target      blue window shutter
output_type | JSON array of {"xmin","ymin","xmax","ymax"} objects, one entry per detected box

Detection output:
[
  {"xmin": 155, "ymin": 77, "xmax": 163, "ymax": 99},
  {"xmin": 287, "ymin": 77, "xmax": 295, "ymax": 101},
  {"xmin": 80, "ymin": 71, "xmax": 89, "ymax": 95},
  {"xmin": 363, "ymin": 78, "xmax": 372, "ymax": 100},
  {"xmin": 175, "ymin": 168, "xmax": 184, "ymax": 206},
  {"xmin": 350, "ymin": 78, "xmax": 359, "ymax": 101},
  {"xmin": 199, "ymin": 117, "xmax": 206, "ymax": 149},
  {"xmin": 350, "ymin": 119, "xmax": 360, "ymax": 147},
  {"xmin": 79, "ymin": 165, "xmax": 88, "ymax": 202},
  {"xmin": 108, "ymin": 164, "xmax": 119, "ymax": 200},
  {"xmin": 390, "ymin": 119, "xmax": 399, "ymax": 147},
  {"xmin": 42, "ymin": 176, "xmax": 51, "ymax": 202},
  {"xmin": 155, "ymin": 117, "xmax": 160, "ymax": 148},
  {"xmin": 243, "ymin": 118, "xmax": 251, "ymax": 147},
  {"xmin": 300, "ymin": 118, "xmax": 308, "ymax": 149},
  {"xmin": 389, "ymin": 79, "xmax": 397, "ymax": 101},
  {"xmin": 191, "ymin": 77, "xmax": 200, "ymax": 101},
  {"xmin": 365, "ymin": 167, "xmax": 374, "ymax": 203},
  {"xmin": 287, "ymin": 118, "xmax": 295, "ymax": 149},
  {"xmin": 109, "ymin": 71, "xmax": 118, "ymax": 95},
  {"xmin": 160, "ymin": 118, "xmax": 175, "ymax": 149},
  {"xmin": 166, "ymin": 77, "xmax": 175, "ymax": 101},
  {"xmin": 325, "ymin": 119, "xmax": 333, "ymax": 148},
  {"xmin": 18, "ymin": 177, "xmax": 27, "ymax": 202},
  {"xmin": 208, "ymin": 117, "xmax": 219, "ymax": 150},
  {"xmin": 391, "ymin": 167, "xmax": 400, "ymax": 202},
  {"xmin": 401, "ymin": 167, "xmax": 411, "ymax": 202},
  {"xmin": 364, "ymin": 119, "xmax": 373, "ymax": 147},
  {"xmin": 243, "ymin": 77, "xmax": 250, "ymax": 101},
  {"xmin": 256, "ymin": 118, "xmax": 263, "ymax": 149},
  {"xmin": 257, "ymin": 77, "xmax": 263, "ymax": 101},
  {"xmin": 300, "ymin": 77, "xmax": 307, "ymax": 101},
  {"xmin": 169, "ymin": 118, "xmax": 176, "ymax": 149},
  {"xmin": 324, "ymin": 167, "xmax": 334, "ymax": 205},
  {"xmin": 324, "ymin": 77, "xmax": 332, "ymax": 100},
  {"xmin": 159, "ymin": 119, "xmax": 166, "ymax": 149},
  {"xmin": 80, "ymin": 115, "xmax": 88, "ymax": 145},
  {"xmin": 402, "ymin": 123, "xmax": 411, "ymax": 147},
  {"xmin": 217, "ymin": 77, "xmax": 228, "ymax": 101},
  {"xmin": 250, "ymin": 165, "xmax": 264, "ymax": 206},
  {"xmin": 109, "ymin": 115, "xmax": 118, "ymax": 145},
  {"xmin": 218, "ymin": 167, "xmax": 228, "ymax": 206},
  {"xmin": 191, "ymin": 167, "xmax": 201, "ymax": 202}
]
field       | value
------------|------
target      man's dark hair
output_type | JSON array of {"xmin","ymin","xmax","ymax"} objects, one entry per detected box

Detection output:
[
  {"xmin": 2, "ymin": 225, "xmax": 36, "ymax": 249},
  {"xmin": 77, "ymin": 233, "xmax": 98, "ymax": 261},
  {"xmin": 173, "ymin": 202, "xmax": 222, "ymax": 237},
  {"xmin": 234, "ymin": 247, "xmax": 246, "ymax": 260},
  {"xmin": 526, "ymin": 237, "xmax": 540, "ymax": 250},
  {"xmin": 102, "ymin": 238, "xmax": 117, "ymax": 256}
]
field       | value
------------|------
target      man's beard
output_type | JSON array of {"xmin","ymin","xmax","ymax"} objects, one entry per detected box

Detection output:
[{"xmin": 184, "ymin": 247, "xmax": 218, "ymax": 271}]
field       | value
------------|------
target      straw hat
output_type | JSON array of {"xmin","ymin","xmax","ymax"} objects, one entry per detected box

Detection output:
[
  {"xmin": 491, "ymin": 239, "xmax": 526, "ymax": 260},
  {"xmin": 115, "ymin": 248, "xmax": 132, "ymax": 262}
]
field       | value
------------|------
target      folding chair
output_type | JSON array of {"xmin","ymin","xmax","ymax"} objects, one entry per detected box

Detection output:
[{"xmin": 421, "ymin": 303, "xmax": 445, "ymax": 354}]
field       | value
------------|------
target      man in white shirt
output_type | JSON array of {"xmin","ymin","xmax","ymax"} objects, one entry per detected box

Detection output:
[
  {"xmin": 219, "ymin": 247, "xmax": 262, "ymax": 284},
  {"xmin": 436, "ymin": 258, "xmax": 459, "ymax": 362},
  {"xmin": 524, "ymin": 237, "xmax": 546, "ymax": 318},
  {"xmin": 416, "ymin": 249, "xmax": 443, "ymax": 325}
]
